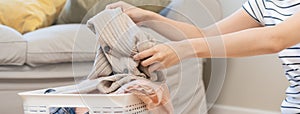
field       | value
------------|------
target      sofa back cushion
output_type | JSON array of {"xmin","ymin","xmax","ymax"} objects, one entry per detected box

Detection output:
[
  {"xmin": 160, "ymin": 0, "xmax": 222, "ymax": 27},
  {"xmin": 0, "ymin": 25, "xmax": 27, "ymax": 65},
  {"xmin": 24, "ymin": 24, "xmax": 97, "ymax": 66},
  {"xmin": 57, "ymin": 0, "xmax": 171, "ymax": 24},
  {"xmin": 159, "ymin": 0, "xmax": 223, "ymax": 113}
]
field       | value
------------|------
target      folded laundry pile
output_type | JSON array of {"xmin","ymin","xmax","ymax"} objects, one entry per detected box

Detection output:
[{"xmin": 46, "ymin": 8, "xmax": 173, "ymax": 114}]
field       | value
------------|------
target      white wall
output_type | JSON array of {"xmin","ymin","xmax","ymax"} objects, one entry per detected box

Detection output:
[
  {"xmin": 213, "ymin": 55, "xmax": 288, "ymax": 112},
  {"xmin": 218, "ymin": 0, "xmax": 246, "ymax": 16},
  {"xmin": 207, "ymin": 0, "xmax": 289, "ymax": 113}
]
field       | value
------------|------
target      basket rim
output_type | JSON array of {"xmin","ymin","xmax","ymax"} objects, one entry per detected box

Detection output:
[
  {"xmin": 18, "ymin": 84, "xmax": 135, "ymax": 97},
  {"xmin": 18, "ymin": 92, "xmax": 134, "ymax": 97}
]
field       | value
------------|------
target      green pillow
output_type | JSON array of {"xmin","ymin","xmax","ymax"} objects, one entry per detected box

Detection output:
[{"xmin": 57, "ymin": 0, "xmax": 171, "ymax": 24}]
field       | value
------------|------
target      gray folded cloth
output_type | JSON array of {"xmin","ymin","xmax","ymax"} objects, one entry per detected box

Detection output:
[
  {"xmin": 44, "ymin": 79, "xmax": 100, "ymax": 94},
  {"xmin": 42, "ymin": 8, "xmax": 173, "ymax": 113},
  {"xmin": 97, "ymin": 74, "xmax": 142, "ymax": 93},
  {"xmin": 86, "ymin": 8, "xmax": 173, "ymax": 113},
  {"xmin": 87, "ymin": 8, "xmax": 165, "ymax": 82},
  {"xmin": 87, "ymin": 45, "xmax": 112, "ymax": 79}
]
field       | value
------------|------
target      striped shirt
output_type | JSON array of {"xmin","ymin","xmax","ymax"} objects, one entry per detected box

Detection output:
[{"xmin": 243, "ymin": 0, "xmax": 300, "ymax": 113}]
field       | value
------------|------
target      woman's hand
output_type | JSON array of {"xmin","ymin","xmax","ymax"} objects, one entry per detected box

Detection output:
[
  {"xmin": 106, "ymin": 1, "xmax": 157, "ymax": 25},
  {"xmin": 134, "ymin": 43, "xmax": 179, "ymax": 72},
  {"xmin": 133, "ymin": 41, "xmax": 193, "ymax": 72}
]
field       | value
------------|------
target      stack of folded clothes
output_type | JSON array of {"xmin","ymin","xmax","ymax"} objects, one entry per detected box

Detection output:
[{"xmin": 46, "ymin": 8, "xmax": 173, "ymax": 114}]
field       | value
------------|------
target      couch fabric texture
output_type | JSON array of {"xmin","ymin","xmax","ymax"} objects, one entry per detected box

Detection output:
[
  {"xmin": 0, "ymin": 25, "xmax": 26, "ymax": 65},
  {"xmin": 24, "ymin": 24, "xmax": 97, "ymax": 66}
]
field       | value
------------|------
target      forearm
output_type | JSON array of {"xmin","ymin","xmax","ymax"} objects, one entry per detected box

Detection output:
[
  {"xmin": 179, "ymin": 26, "xmax": 281, "ymax": 58},
  {"xmin": 132, "ymin": 8, "xmax": 300, "ymax": 69},
  {"xmin": 144, "ymin": 9, "xmax": 261, "ymax": 41},
  {"xmin": 180, "ymin": 10, "xmax": 300, "ymax": 59},
  {"xmin": 143, "ymin": 13, "xmax": 204, "ymax": 41}
]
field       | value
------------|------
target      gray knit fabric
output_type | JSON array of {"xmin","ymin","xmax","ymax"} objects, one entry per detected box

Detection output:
[
  {"xmin": 87, "ymin": 43, "xmax": 112, "ymax": 79},
  {"xmin": 96, "ymin": 74, "xmax": 142, "ymax": 93},
  {"xmin": 49, "ymin": 9, "xmax": 173, "ymax": 112},
  {"xmin": 87, "ymin": 8, "xmax": 166, "ymax": 94}
]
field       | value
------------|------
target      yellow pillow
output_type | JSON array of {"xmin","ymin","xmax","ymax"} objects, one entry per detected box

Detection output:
[
  {"xmin": 52, "ymin": 0, "xmax": 67, "ymax": 17},
  {"xmin": 0, "ymin": 0, "xmax": 66, "ymax": 34}
]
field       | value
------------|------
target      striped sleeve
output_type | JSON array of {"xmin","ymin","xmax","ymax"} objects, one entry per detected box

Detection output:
[{"xmin": 242, "ymin": 0, "xmax": 265, "ymax": 25}]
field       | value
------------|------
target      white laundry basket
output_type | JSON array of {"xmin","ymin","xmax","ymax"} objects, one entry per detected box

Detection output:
[{"xmin": 18, "ymin": 85, "xmax": 148, "ymax": 114}]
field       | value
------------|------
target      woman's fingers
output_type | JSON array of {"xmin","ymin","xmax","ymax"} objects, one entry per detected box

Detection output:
[
  {"xmin": 134, "ymin": 43, "xmax": 181, "ymax": 70},
  {"xmin": 105, "ymin": 2, "xmax": 120, "ymax": 9},
  {"xmin": 105, "ymin": 1, "xmax": 134, "ymax": 11},
  {"xmin": 141, "ymin": 56, "xmax": 158, "ymax": 67},
  {"xmin": 134, "ymin": 45, "xmax": 168, "ymax": 67},
  {"xmin": 133, "ymin": 48, "xmax": 155, "ymax": 60}
]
